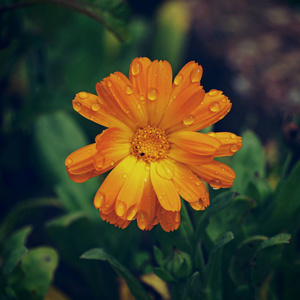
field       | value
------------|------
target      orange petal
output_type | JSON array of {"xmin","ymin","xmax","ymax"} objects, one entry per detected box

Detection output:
[
  {"xmin": 93, "ymin": 155, "xmax": 137, "ymax": 214},
  {"xmin": 136, "ymin": 170, "xmax": 159, "ymax": 230},
  {"xmin": 94, "ymin": 127, "xmax": 132, "ymax": 172},
  {"xmin": 96, "ymin": 80, "xmax": 136, "ymax": 129},
  {"xmin": 158, "ymin": 208, "xmax": 180, "ymax": 232},
  {"xmin": 150, "ymin": 161, "xmax": 181, "ymax": 212},
  {"xmin": 105, "ymin": 72, "xmax": 148, "ymax": 127},
  {"xmin": 129, "ymin": 57, "xmax": 152, "ymax": 99},
  {"xmin": 168, "ymin": 131, "xmax": 221, "ymax": 155},
  {"xmin": 168, "ymin": 145, "xmax": 214, "ymax": 165},
  {"xmin": 189, "ymin": 191, "xmax": 210, "ymax": 211},
  {"xmin": 189, "ymin": 161, "xmax": 236, "ymax": 189},
  {"xmin": 99, "ymin": 210, "xmax": 130, "ymax": 229},
  {"xmin": 159, "ymin": 62, "xmax": 205, "ymax": 130},
  {"xmin": 115, "ymin": 160, "xmax": 148, "ymax": 219},
  {"xmin": 146, "ymin": 60, "xmax": 173, "ymax": 126},
  {"xmin": 167, "ymin": 90, "xmax": 232, "ymax": 133},
  {"xmin": 172, "ymin": 162, "xmax": 207, "ymax": 203},
  {"xmin": 72, "ymin": 92, "xmax": 128, "ymax": 130},
  {"xmin": 66, "ymin": 143, "xmax": 101, "ymax": 183},
  {"xmin": 210, "ymin": 132, "xmax": 242, "ymax": 157}
]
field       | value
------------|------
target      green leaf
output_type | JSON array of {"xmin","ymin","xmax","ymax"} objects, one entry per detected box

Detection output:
[
  {"xmin": 232, "ymin": 131, "xmax": 265, "ymax": 194},
  {"xmin": 196, "ymin": 191, "xmax": 235, "ymax": 236},
  {"xmin": 81, "ymin": 248, "xmax": 151, "ymax": 300},
  {"xmin": 153, "ymin": 267, "xmax": 176, "ymax": 283},
  {"xmin": 203, "ymin": 232, "xmax": 234, "ymax": 300},
  {"xmin": 182, "ymin": 272, "xmax": 202, "ymax": 300},
  {"xmin": 0, "ymin": 198, "xmax": 61, "ymax": 246},
  {"xmin": 268, "ymin": 161, "xmax": 300, "ymax": 233},
  {"xmin": 153, "ymin": 246, "xmax": 164, "ymax": 268},
  {"xmin": 9, "ymin": 247, "xmax": 58, "ymax": 300},
  {"xmin": 257, "ymin": 233, "xmax": 291, "ymax": 251},
  {"xmin": 2, "ymin": 226, "xmax": 32, "ymax": 276},
  {"xmin": 34, "ymin": 111, "xmax": 100, "ymax": 214}
]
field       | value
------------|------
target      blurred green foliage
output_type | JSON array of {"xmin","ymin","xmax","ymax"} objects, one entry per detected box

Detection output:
[{"xmin": 1, "ymin": 0, "xmax": 299, "ymax": 299}]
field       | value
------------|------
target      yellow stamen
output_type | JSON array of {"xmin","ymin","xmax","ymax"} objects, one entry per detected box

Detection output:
[{"xmin": 131, "ymin": 125, "xmax": 169, "ymax": 162}]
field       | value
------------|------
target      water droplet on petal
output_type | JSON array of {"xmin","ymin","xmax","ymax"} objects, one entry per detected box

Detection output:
[
  {"xmin": 116, "ymin": 201, "xmax": 126, "ymax": 217},
  {"xmin": 107, "ymin": 80, "xmax": 112, "ymax": 87},
  {"xmin": 125, "ymin": 85, "xmax": 133, "ymax": 95},
  {"xmin": 122, "ymin": 173, "xmax": 128, "ymax": 179},
  {"xmin": 209, "ymin": 102, "xmax": 220, "ymax": 112},
  {"xmin": 208, "ymin": 132, "xmax": 216, "ymax": 137},
  {"xmin": 230, "ymin": 134, "xmax": 236, "ymax": 139},
  {"xmin": 65, "ymin": 158, "xmax": 72, "ymax": 166},
  {"xmin": 183, "ymin": 114, "xmax": 195, "ymax": 126},
  {"xmin": 73, "ymin": 101, "xmax": 81, "ymax": 112},
  {"xmin": 132, "ymin": 60, "xmax": 142, "ymax": 75},
  {"xmin": 94, "ymin": 192, "xmax": 105, "ymax": 208},
  {"xmin": 196, "ymin": 181, "xmax": 201, "ymax": 186},
  {"xmin": 105, "ymin": 203, "xmax": 110, "ymax": 208},
  {"xmin": 225, "ymin": 138, "xmax": 229, "ymax": 142},
  {"xmin": 230, "ymin": 144, "xmax": 238, "ymax": 153},
  {"xmin": 190, "ymin": 67, "xmax": 203, "ymax": 83},
  {"xmin": 110, "ymin": 160, "xmax": 115, "ymax": 166},
  {"xmin": 127, "ymin": 206, "xmax": 137, "ymax": 220},
  {"xmin": 174, "ymin": 73, "xmax": 183, "ymax": 85},
  {"xmin": 91, "ymin": 103, "xmax": 100, "ymax": 111},
  {"xmin": 210, "ymin": 178, "xmax": 222, "ymax": 190},
  {"xmin": 136, "ymin": 104, "xmax": 141, "ymax": 110},
  {"xmin": 78, "ymin": 92, "xmax": 88, "ymax": 99},
  {"xmin": 208, "ymin": 89, "xmax": 219, "ymax": 96},
  {"xmin": 138, "ymin": 211, "xmax": 149, "ymax": 230},
  {"xmin": 175, "ymin": 212, "xmax": 180, "ymax": 223},
  {"xmin": 126, "ymin": 109, "xmax": 130, "ymax": 114},
  {"xmin": 145, "ymin": 164, "xmax": 150, "ymax": 171},
  {"xmin": 221, "ymin": 168, "xmax": 225, "ymax": 172},
  {"xmin": 95, "ymin": 153, "xmax": 105, "ymax": 169},
  {"xmin": 148, "ymin": 88, "xmax": 158, "ymax": 101},
  {"xmin": 140, "ymin": 95, "xmax": 145, "ymax": 101},
  {"xmin": 156, "ymin": 162, "xmax": 175, "ymax": 180},
  {"xmin": 221, "ymin": 98, "xmax": 226, "ymax": 103}
]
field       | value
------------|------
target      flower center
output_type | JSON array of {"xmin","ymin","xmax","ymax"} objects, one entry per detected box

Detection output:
[{"xmin": 131, "ymin": 125, "xmax": 170, "ymax": 162}]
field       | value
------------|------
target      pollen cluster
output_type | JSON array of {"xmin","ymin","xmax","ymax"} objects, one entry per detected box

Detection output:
[{"xmin": 131, "ymin": 125, "xmax": 170, "ymax": 162}]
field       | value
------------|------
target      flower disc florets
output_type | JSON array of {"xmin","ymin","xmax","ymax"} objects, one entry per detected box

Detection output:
[{"xmin": 131, "ymin": 125, "xmax": 169, "ymax": 162}]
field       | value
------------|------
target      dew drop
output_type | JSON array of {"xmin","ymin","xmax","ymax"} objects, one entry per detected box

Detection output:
[
  {"xmin": 221, "ymin": 98, "xmax": 226, "ymax": 103},
  {"xmin": 196, "ymin": 181, "xmax": 201, "ymax": 186},
  {"xmin": 95, "ymin": 153, "xmax": 105, "ymax": 169},
  {"xmin": 210, "ymin": 178, "xmax": 222, "ymax": 190},
  {"xmin": 175, "ymin": 212, "xmax": 180, "ymax": 223},
  {"xmin": 105, "ymin": 203, "xmax": 110, "ymax": 208},
  {"xmin": 174, "ymin": 73, "xmax": 183, "ymax": 85},
  {"xmin": 136, "ymin": 104, "xmax": 141, "ymax": 110},
  {"xmin": 140, "ymin": 95, "xmax": 145, "ymax": 101},
  {"xmin": 145, "ymin": 164, "xmax": 150, "ymax": 171},
  {"xmin": 127, "ymin": 206, "xmax": 137, "ymax": 220},
  {"xmin": 122, "ymin": 173, "xmax": 128, "ymax": 179},
  {"xmin": 148, "ymin": 88, "xmax": 158, "ymax": 101},
  {"xmin": 94, "ymin": 192, "xmax": 105, "ymax": 208},
  {"xmin": 221, "ymin": 168, "xmax": 225, "ymax": 172},
  {"xmin": 73, "ymin": 101, "xmax": 81, "ymax": 112},
  {"xmin": 78, "ymin": 92, "xmax": 88, "ymax": 99},
  {"xmin": 125, "ymin": 85, "xmax": 133, "ymax": 95},
  {"xmin": 208, "ymin": 132, "xmax": 216, "ymax": 137},
  {"xmin": 209, "ymin": 102, "xmax": 220, "ymax": 112},
  {"xmin": 126, "ymin": 109, "xmax": 130, "ymax": 114},
  {"xmin": 138, "ymin": 211, "xmax": 149, "ymax": 230},
  {"xmin": 190, "ymin": 67, "xmax": 203, "ymax": 83},
  {"xmin": 131, "ymin": 61, "xmax": 142, "ymax": 75},
  {"xmin": 116, "ymin": 201, "xmax": 126, "ymax": 217},
  {"xmin": 91, "ymin": 103, "xmax": 100, "ymax": 111},
  {"xmin": 110, "ymin": 160, "xmax": 115, "ymax": 166},
  {"xmin": 208, "ymin": 89, "xmax": 219, "ymax": 96},
  {"xmin": 230, "ymin": 134, "xmax": 236, "ymax": 139},
  {"xmin": 65, "ymin": 158, "xmax": 72, "ymax": 166},
  {"xmin": 107, "ymin": 80, "xmax": 112, "ymax": 87},
  {"xmin": 230, "ymin": 144, "xmax": 238, "ymax": 153},
  {"xmin": 156, "ymin": 162, "xmax": 175, "ymax": 180},
  {"xmin": 225, "ymin": 138, "xmax": 229, "ymax": 142},
  {"xmin": 183, "ymin": 114, "xmax": 195, "ymax": 126}
]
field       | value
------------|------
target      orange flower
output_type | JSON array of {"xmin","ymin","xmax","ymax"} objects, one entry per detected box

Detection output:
[{"xmin": 65, "ymin": 58, "xmax": 242, "ymax": 232}]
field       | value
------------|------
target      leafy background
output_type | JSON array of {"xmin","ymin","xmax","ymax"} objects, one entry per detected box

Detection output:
[{"xmin": 0, "ymin": 0, "xmax": 299, "ymax": 299}]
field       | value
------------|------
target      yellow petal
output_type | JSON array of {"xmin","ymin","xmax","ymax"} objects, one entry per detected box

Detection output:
[
  {"xmin": 168, "ymin": 145, "xmax": 214, "ymax": 165},
  {"xmin": 190, "ymin": 160, "xmax": 236, "ymax": 189},
  {"xmin": 150, "ymin": 161, "xmax": 181, "ymax": 212},
  {"xmin": 158, "ymin": 208, "xmax": 180, "ymax": 232},
  {"xmin": 189, "ymin": 191, "xmax": 209, "ymax": 210},
  {"xmin": 172, "ymin": 162, "xmax": 207, "ymax": 202},
  {"xmin": 72, "ymin": 92, "xmax": 128, "ymax": 130},
  {"xmin": 94, "ymin": 127, "xmax": 132, "ymax": 171},
  {"xmin": 146, "ymin": 60, "xmax": 173, "ymax": 126},
  {"xmin": 168, "ymin": 131, "xmax": 221, "ymax": 155},
  {"xmin": 93, "ymin": 156, "xmax": 137, "ymax": 214},
  {"xmin": 159, "ymin": 62, "xmax": 204, "ymax": 130},
  {"xmin": 212, "ymin": 132, "xmax": 242, "ymax": 157},
  {"xmin": 66, "ymin": 143, "xmax": 101, "ymax": 183},
  {"xmin": 99, "ymin": 210, "xmax": 130, "ymax": 229},
  {"xmin": 167, "ymin": 90, "xmax": 232, "ymax": 133}
]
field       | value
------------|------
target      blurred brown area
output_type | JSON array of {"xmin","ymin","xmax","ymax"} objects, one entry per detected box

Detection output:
[{"xmin": 186, "ymin": 0, "xmax": 300, "ymax": 150}]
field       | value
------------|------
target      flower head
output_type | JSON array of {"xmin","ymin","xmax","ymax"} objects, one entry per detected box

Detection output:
[{"xmin": 65, "ymin": 57, "xmax": 242, "ymax": 232}]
